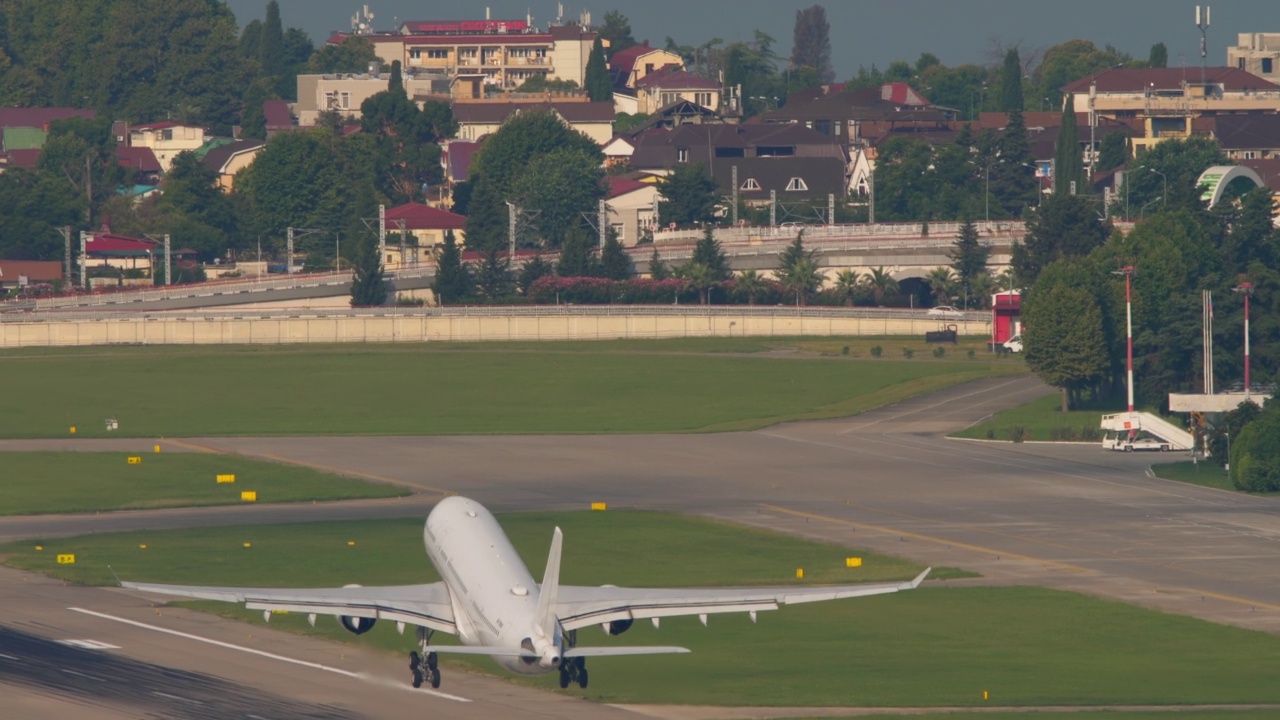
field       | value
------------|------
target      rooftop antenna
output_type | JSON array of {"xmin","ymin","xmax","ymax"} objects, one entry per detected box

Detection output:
[
  {"xmin": 1195, "ymin": 5, "xmax": 1210, "ymax": 92},
  {"xmin": 350, "ymin": 4, "xmax": 375, "ymax": 35}
]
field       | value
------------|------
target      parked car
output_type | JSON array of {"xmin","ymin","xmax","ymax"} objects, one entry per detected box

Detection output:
[
  {"xmin": 1003, "ymin": 334, "xmax": 1023, "ymax": 353},
  {"xmin": 927, "ymin": 305, "xmax": 964, "ymax": 319}
]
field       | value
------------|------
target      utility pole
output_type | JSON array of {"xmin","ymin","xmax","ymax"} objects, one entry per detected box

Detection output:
[
  {"xmin": 1234, "ymin": 280, "xmax": 1254, "ymax": 397},
  {"xmin": 164, "ymin": 234, "xmax": 171, "ymax": 285},
  {"xmin": 287, "ymin": 227, "xmax": 294, "ymax": 273},
  {"xmin": 731, "ymin": 165, "xmax": 739, "ymax": 225},
  {"xmin": 506, "ymin": 201, "xmax": 518, "ymax": 262},
  {"xmin": 1196, "ymin": 6, "xmax": 1210, "ymax": 92},
  {"xmin": 78, "ymin": 231, "xmax": 88, "ymax": 290},
  {"xmin": 59, "ymin": 226, "xmax": 72, "ymax": 286},
  {"xmin": 378, "ymin": 204, "xmax": 387, "ymax": 270},
  {"xmin": 827, "ymin": 193, "xmax": 835, "ymax": 227},
  {"xmin": 1088, "ymin": 81, "xmax": 1097, "ymax": 185},
  {"xmin": 868, "ymin": 167, "xmax": 875, "ymax": 225},
  {"xmin": 1113, "ymin": 265, "xmax": 1137, "ymax": 417},
  {"xmin": 769, "ymin": 189, "xmax": 776, "ymax": 229},
  {"xmin": 598, "ymin": 198, "xmax": 607, "ymax": 249}
]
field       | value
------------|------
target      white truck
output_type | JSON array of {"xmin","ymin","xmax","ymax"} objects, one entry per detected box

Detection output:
[{"xmin": 1002, "ymin": 334, "xmax": 1023, "ymax": 353}]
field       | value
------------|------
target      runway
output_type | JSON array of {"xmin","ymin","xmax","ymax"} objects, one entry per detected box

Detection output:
[{"xmin": 3, "ymin": 374, "xmax": 1280, "ymax": 718}]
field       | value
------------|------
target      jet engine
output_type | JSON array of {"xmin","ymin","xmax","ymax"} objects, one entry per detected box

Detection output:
[
  {"xmin": 603, "ymin": 618, "xmax": 633, "ymax": 636},
  {"xmin": 340, "ymin": 615, "xmax": 377, "ymax": 635}
]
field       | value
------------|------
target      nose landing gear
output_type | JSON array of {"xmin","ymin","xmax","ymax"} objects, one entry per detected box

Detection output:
[{"xmin": 409, "ymin": 627, "xmax": 441, "ymax": 689}]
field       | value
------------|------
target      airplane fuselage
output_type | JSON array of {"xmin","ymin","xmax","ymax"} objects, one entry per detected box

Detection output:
[{"xmin": 423, "ymin": 496, "xmax": 563, "ymax": 674}]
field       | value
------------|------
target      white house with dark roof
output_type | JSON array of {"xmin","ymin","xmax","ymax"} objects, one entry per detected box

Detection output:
[
  {"xmin": 635, "ymin": 68, "xmax": 722, "ymax": 114},
  {"xmin": 452, "ymin": 100, "xmax": 615, "ymax": 144},
  {"xmin": 126, "ymin": 122, "xmax": 206, "ymax": 173}
]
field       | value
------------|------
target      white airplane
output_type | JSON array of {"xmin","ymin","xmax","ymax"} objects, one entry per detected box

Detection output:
[{"xmin": 122, "ymin": 496, "xmax": 929, "ymax": 689}]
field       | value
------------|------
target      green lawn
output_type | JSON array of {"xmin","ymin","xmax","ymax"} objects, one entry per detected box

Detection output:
[
  {"xmin": 830, "ymin": 713, "xmax": 1280, "ymax": 720},
  {"xmin": 1151, "ymin": 460, "xmax": 1277, "ymax": 496},
  {"xmin": 953, "ymin": 391, "xmax": 1128, "ymax": 442},
  {"xmin": 6, "ymin": 511, "xmax": 1280, "ymax": 708},
  {"xmin": 0, "ymin": 341, "xmax": 1023, "ymax": 438},
  {"xmin": 0, "ymin": 452, "xmax": 405, "ymax": 515}
]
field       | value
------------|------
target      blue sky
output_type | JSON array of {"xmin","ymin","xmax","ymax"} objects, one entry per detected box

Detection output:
[{"xmin": 225, "ymin": 0, "xmax": 1279, "ymax": 78}]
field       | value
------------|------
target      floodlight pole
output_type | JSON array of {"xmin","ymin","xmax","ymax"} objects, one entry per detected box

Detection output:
[
  {"xmin": 1234, "ymin": 280, "xmax": 1253, "ymax": 397},
  {"xmin": 1113, "ymin": 265, "xmax": 1136, "ymax": 415}
]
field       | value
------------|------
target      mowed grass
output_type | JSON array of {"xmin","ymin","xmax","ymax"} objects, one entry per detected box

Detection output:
[
  {"xmin": 952, "ymin": 391, "xmax": 1126, "ymax": 442},
  {"xmin": 835, "ymin": 713, "xmax": 1280, "ymax": 720},
  {"xmin": 1151, "ymin": 460, "xmax": 1277, "ymax": 495},
  {"xmin": 6, "ymin": 512, "xmax": 1280, "ymax": 708},
  {"xmin": 0, "ymin": 452, "xmax": 405, "ymax": 515},
  {"xmin": 0, "ymin": 340, "xmax": 1022, "ymax": 438}
]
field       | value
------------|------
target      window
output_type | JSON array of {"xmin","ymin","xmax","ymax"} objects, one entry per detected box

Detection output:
[
  {"xmin": 1237, "ymin": 58, "xmax": 1245, "ymax": 70},
  {"xmin": 741, "ymin": 178, "xmax": 760, "ymax": 190},
  {"xmin": 410, "ymin": 49, "xmax": 422, "ymax": 59},
  {"xmin": 714, "ymin": 147, "xmax": 744, "ymax": 158},
  {"xmin": 1264, "ymin": 58, "xmax": 1275, "ymax": 74},
  {"xmin": 1242, "ymin": 150, "xmax": 1259, "ymax": 160},
  {"xmin": 610, "ymin": 223, "xmax": 624, "ymax": 242},
  {"xmin": 427, "ymin": 49, "xmax": 448, "ymax": 60},
  {"xmin": 160, "ymin": 129, "xmax": 173, "ymax": 141},
  {"xmin": 785, "ymin": 177, "xmax": 808, "ymax": 192},
  {"xmin": 325, "ymin": 91, "xmax": 338, "ymax": 108},
  {"xmin": 340, "ymin": 92, "xmax": 350, "ymax": 109},
  {"xmin": 694, "ymin": 92, "xmax": 712, "ymax": 107},
  {"xmin": 661, "ymin": 92, "xmax": 679, "ymax": 106},
  {"xmin": 677, "ymin": 147, "xmax": 689, "ymax": 163}
]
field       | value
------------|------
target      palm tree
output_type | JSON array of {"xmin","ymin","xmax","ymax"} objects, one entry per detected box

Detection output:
[
  {"xmin": 833, "ymin": 270, "xmax": 860, "ymax": 306},
  {"xmin": 866, "ymin": 266, "xmax": 899, "ymax": 307},
  {"xmin": 678, "ymin": 261, "xmax": 716, "ymax": 305},
  {"xmin": 970, "ymin": 271, "xmax": 995, "ymax": 309},
  {"xmin": 925, "ymin": 267, "xmax": 956, "ymax": 306},
  {"xmin": 781, "ymin": 256, "xmax": 823, "ymax": 306},
  {"xmin": 735, "ymin": 269, "xmax": 765, "ymax": 306}
]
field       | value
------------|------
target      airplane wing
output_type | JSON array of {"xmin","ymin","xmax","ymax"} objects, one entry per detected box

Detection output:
[
  {"xmin": 553, "ymin": 568, "xmax": 929, "ymax": 632},
  {"xmin": 120, "ymin": 580, "xmax": 457, "ymax": 635}
]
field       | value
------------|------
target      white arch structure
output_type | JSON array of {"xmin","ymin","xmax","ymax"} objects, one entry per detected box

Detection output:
[{"xmin": 1197, "ymin": 165, "xmax": 1264, "ymax": 208}]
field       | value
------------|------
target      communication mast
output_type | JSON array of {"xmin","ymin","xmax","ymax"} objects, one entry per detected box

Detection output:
[
  {"xmin": 1195, "ymin": 5, "xmax": 1210, "ymax": 91},
  {"xmin": 351, "ymin": 5, "xmax": 375, "ymax": 35}
]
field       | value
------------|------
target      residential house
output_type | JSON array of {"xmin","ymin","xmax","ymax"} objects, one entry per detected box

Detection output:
[
  {"xmin": 126, "ymin": 122, "xmax": 206, "ymax": 173},
  {"xmin": 200, "ymin": 140, "xmax": 266, "ymax": 191},
  {"xmin": 115, "ymin": 146, "xmax": 163, "ymax": 186},
  {"xmin": 0, "ymin": 260, "xmax": 63, "ymax": 292},
  {"xmin": 440, "ymin": 139, "xmax": 479, "ymax": 208},
  {"xmin": 263, "ymin": 100, "xmax": 295, "ymax": 136},
  {"xmin": 382, "ymin": 202, "xmax": 467, "ymax": 268},
  {"xmin": 1062, "ymin": 67, "xmax": 1280, "ymax": 154},
  {"xmin": 1205, "ymin": 113, "xmax": 1280, "ymax": 161},
  {"xmin": 452, "ymin": 100, "xmax": 615, "ymax": 144},
  {"xmin": 635, "ymin": 67, "xmax": 721, "ymax": 114},
  {"xmin": 607, "ymin": 41, "xmax": 683, "ymax": 92},
  {"xmin": 330, "ymin": 18, "xmax": 596, "ymax": 91},
  {"xmin": 1228, "ymin": 33, "xmax": 1280, "ymax": 83},
  {"xmin": 604, "ymin": 176, "xmax": 660, "ymax": 246},
  {"xmin": 0, "ymin": 107, "xmax": 96, "ymax": 171},
  {"xmin": 762, "ymin": 82, "xmax": 953, "ymax": 147},
  {"xmin": 295, "ymin": 69, "xmax": 450, "ymax": 126}
]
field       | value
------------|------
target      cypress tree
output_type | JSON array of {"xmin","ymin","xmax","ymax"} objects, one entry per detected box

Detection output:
[
  {"xmin": 259, "ymin": 0, "xmax": 285, "ymax": 76},
  {"xmin": 600, "ymin": 230, "xmax": 632, "ymax": 280},
  {"xmin": 1054, "ymin": 100, "xmax": 1084, "ymax": 195},
  {"xmin": 648, "ymin": 247, "xmax": 669, "ymax": 280},
  {"xmin": 433, "ymin": 230, "xmax": 471, "ymax": 304},
  {"xmin": 998, "ymin": 48, "xmax": 1023, "ymax": 112},
  {"xmin": 389, "ymin": 60, "xmax": 404, "ymax": 94},
  {"xmin": 948, "ymin": 216, "xmax": 988, "ymax": 306},
  {"xmin": 585, "ymin": 37, "xmax": 612, "ymax": 102}
]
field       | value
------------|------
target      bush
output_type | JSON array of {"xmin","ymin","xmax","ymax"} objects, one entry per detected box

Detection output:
[
  {"xmin": 1079, "ymin": 426, "xmax": 1101, "ymax": 442},
  {"xmin": 1008, "ymin": 425, "xmax": 1028, "ymax": 443},
  {"xmin": 967, "ymin": 349, "xmax": 976, "ymax": 359},
  {"xmin": 1048, "ymin": 427, "xmax": 1074, "ymax": 441},
  {"xmin": 932, "ymin": 346, "xmax": 946, "ymax": 358},
  {"xmin": 870, "ymin": 345, "xmax": 883, "ymax": 358},
  {"xmin": 902, "ymin": 348, "xmax": 914, "ymax": 359},
  {"xmin": 841, "ymin": 345, "xmax": 850, "ymax": 356},
  {"xmin": 984, "ymin": 428, "xmax": 996, "ymax": 440}
]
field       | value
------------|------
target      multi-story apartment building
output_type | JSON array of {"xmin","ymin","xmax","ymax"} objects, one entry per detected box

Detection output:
[
  {"xmin": 295, "ymin": 67, "xmax": 449, "ymax": 125},
  {"xmin": 1228, "ymin": 33, "xmax": 1280, "ymax": 83},
  {"xmin": 335, "ymin": 18, "xmax": 596, "ymax": 91}
]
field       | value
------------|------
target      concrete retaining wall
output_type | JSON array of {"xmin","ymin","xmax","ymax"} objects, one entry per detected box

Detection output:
[{"xmin": 0, "ymin": 313, "xmax": 989, "ymax": 347}]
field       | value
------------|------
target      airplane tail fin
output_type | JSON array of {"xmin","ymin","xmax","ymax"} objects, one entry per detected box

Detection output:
[{"xmin": 535, "ymin": 526, "xmax": 563, "ymax": 639}]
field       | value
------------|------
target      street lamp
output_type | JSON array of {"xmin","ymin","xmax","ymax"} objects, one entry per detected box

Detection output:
[
  {"xmin": 1112, "ymin": 265, "xmax": 1137, "ymax": 421},
  {"xmin": 1233, "ymin": 280, "xmax": 1254, "ymax": 397},
  {"xmin": 1146, "ymin": 167, "xmax": 1167, "ymax": 208}
]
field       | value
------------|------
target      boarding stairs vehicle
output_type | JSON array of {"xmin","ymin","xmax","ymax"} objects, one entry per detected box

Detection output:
[{"xmin": 1099, "ymin": 411, "xmax": 1194, "ymax": 451}]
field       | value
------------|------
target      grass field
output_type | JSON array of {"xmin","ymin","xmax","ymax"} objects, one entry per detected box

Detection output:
[
  {"xmin": 834, "ymin": 713, "xmax": 1280, "ymax": 720},
  {"xmin": 0, "ymin": 452, "xmax": 405, "ymax": 515},
  {"xmin": 0, "ymin": 340, "xmax": 1023, "ymax": 438},
  {"xmin": 6, "ymin": 511, "xmax": 1280, "ymax": 708},
  {"xmin": 952, "ymin": 391, "xmax": 1127, "ymax": 442},
  {"xmin": 1150, "ymin": 460, "xmax": 1278, "ymax": 496}
]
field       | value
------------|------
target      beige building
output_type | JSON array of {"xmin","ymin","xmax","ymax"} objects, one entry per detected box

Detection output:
[
  {"xmin": 127, "ymin": 122, "xmax": 206, "ymax": 173},
  {"xmin": 339, "ymin": 20, "xmax": 596, "ymax": 91},
  {"xmin": 452, "ymin": 99, "xmax": 615, "ymax": 144},
  {"xmin": 1063, "ymin": 66, "xmax": 1280, "ymax": 154},
  {"xmin": 604, "ymin": 177, "xmax": 660, "ymax": 246},
  {"xmin": 382, "ymin": 202, "xmax": 467, "ymax": 269},
  {"xmin": 607, "ymin": 43, "xmax": 684, "ymax": 91},
  {"xmin": 1228, "ymin": 33, "xmax": 1280, "ymax": 83},
  {"xmin": 635, "ymin": 68, "xmax": 722, "ymax": 114},
  {"xmin": 295, "ymin": 69, "xmax": 449, "ymax": 126},
  {"xmin": 199, "ymin": 140, "xmax": 265, "ymax": 192}
]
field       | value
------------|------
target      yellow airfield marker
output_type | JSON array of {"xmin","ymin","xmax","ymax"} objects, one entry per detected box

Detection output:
[
  {"xmin": 127, "ymin": 456, "xmax": 142, "ymax": 464},
  {"xmin": 57, "ymin": 554, "xmax": 76, "ymax": 564},
  {"xmin": 846, "ymin": 557, "xmax": 862, "ymax": 568},
  {"xmin": 795, "ymin": 568, "xmax": 804, "ymax": 579},
  {"xmin": 590, "ymin": 502, "xmax": 607, "ymax": 511},
  {"xmin": 154, "ymin": 444, "xmax": 161, "ymax": 453},
  {"xmin": 139, "ymin": 544, "xmax": 148, "ymax": 550},
  {"xmin": 347, "ymin": 541, "xmax": 356, "ymax": 547},
  {"xmin": 35, "ymin": 546, "xmax": 43, "ymax": 551},
  {"xmin": 70, "ymin": 426, "xmax": 76, "ymax": 434},
  {"xmin": 216, "ymin": 474, "xmax": 236, "ymax": 484},
  {"xmin": 243, "ymin": 542, "xmax": 252, "ymax": 548},
  {"xmin": 241, "ymin": 491, "xmax": 257, "ymax": 502}
]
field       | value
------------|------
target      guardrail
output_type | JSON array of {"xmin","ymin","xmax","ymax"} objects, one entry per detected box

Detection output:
[{"xmin": 0, "ymin": 304, "xmax": 986, "ymax": 324}]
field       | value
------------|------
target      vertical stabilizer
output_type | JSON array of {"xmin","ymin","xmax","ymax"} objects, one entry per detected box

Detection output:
[{"xmin": 535, "ymin": 527, "xmax": 563, "ymax": 638}]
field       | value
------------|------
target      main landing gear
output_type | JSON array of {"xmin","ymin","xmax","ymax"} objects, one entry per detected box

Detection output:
[
  {"xmin": 410, "ymin": 627, "xmax": 441, "ymax": 689},
  {"xmin": 558, "ymin": 656, "xmax": 588, "ymax": 689}
]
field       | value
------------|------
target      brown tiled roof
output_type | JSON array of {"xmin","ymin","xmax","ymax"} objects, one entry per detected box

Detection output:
[
  {"xmin": 116, "ymin": 146, "xmax": 162, "ymax": 173},
  {"xmin": 1209, "ymin": 114, "xmax": 1280, "ymax": 150},
  {"xmin": 765, "ymin": 85, "xmax": 946, "ymax": 124},
  {"xmin": 0, "ymin": 260, "xmax": 62, "ymax": 282},
  {"xmin": 452, "ymin": 101, "xmax": 614, "ymax": 124},
  {"xmin": 629, "ymin": 122, "xmax": 845, "ymax": 169},
  {"xmin": 636, "ymin": 68, "xmax": 719, "ymax": 91},
  {"xmin": 263, "ymin": 100, "xmax": 293, "ymax": 129},
  {"xmin": 385, "ymin": 202, "xmax": 466, "ymax": 230},
  {"xmin": 199, "ymin": 140, "xmax": 264, "ymax": 173},
  {"xmin": 1237, "ymin": 158, "xmax": 1280, "ymax": 190},
  {"xmin": 1060, "ymin": 67, "xmax": 1280, "ymax": 93},
  {"xmin": 0, "ymin": 107, "xmax": 95, "ymax": 129},
  {"xmin": 3, "ymin": 149, "xmax": 41, "ymax": 168},
  {"xmin": 607, "ymin": 41, "xmax": 656, "ymax": 76},
  {"xmin": 708, "ymin": 156, "xmax": 846, "ymax": 201}
]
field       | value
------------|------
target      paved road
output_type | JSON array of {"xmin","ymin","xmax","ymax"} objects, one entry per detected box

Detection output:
[{"xmin": 4, "ymin": 373, "xmax": 1280, "ymax": 718}]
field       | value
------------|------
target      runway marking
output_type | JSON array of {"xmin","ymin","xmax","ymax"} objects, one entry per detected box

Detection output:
[
  {"xmin": 159, "ymin": 438, "xmax": 223, "ymax": 454},
  {"xmin": 60, "ymin": 668, "xmax": 105, "ymax": 681},
  {"xmin": 835, "ymin": 377, "xmax": 1036, "ymax": 435},
  {"xmin": 152, "ymin": 691, "xmax": 203, "ymax": 705},
  {"xmin": 758, "ymin": 503, "xmax": 1090, "ymax": 573},
  {"xmin": 59, "ymin": 639, "xmax": 121, "ymax": 650},
  {"xmin": 0, "ymin": 653, "xmax": 19, "ymax": 660},
  {"xmin": 67, "ymin": 607, "xmax": 470, "ymax": 703},
  {"xmin": 244, "ymin": 450, "xmax": 454, "ymax": 497}
]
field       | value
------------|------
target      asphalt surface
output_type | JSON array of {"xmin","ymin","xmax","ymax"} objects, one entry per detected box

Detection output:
[{"xmin": 4, "ymin": 373, "xmax": 1280, "ymax": 718}]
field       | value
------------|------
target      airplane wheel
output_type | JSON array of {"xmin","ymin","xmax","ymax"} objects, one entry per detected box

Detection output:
[
  {"xmin": 427, "ymin": 652, "xmax": 438, "ymax": 671},
  {"xmin": 412, "ymin": 669, "xmax": 424, "ymax": 689},
  {"xmin": 409, "ymin": 651, "xmax": 421, "ymax": 671},
  {"xmin": 577, "ymin": 668, "xmax": 589, "ymax": 689},
  {"xmin": 574, "ymin": 656, "xmax": 585, "ymax": 672},
  {"xmin": 430, "ymin": 668, "xmax": 441, "ymax": 689},
  {"xmin": 559, "ymin": 669, "xmax": 571, "ymax": 689}
]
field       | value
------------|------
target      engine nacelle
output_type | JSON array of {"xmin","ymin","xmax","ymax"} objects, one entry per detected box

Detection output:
[
  {"xmin": 603, "ymin": 618, "xmax": 633, "ymax": 636},
  {"xmin": 339, "ymin": 615, "xmax": 377, "ymax": 635}
]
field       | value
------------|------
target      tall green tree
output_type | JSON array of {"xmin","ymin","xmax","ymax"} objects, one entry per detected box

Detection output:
[
  {"xmin": 1096, "ymin": 131, "xmax": 1128, "ymax": 173},
  {"xmin": 648, "ymin": 247, "xmax": 669, "ymax": 280},
  {"xmin": 692, "ymin": 227, "xmax": 731, "ymax": 281},
  {"xmin": 474, "ymin": 248, "xmax": 514, "ymax": 300},
  {"xmin": 599, "ymin": 230, "xmax": 632, "ymax": 280},
  {"xmin": 259, "ymin": 0, "xmax": 285, "ymax": 76},
  {"xmin": 348, "ymin": 188, "xmax": 385, "ymax": 307},
  {"xmin": 997, "ymin": 48, "xmax": 1023, "ymax": 112},
  {"xmin": 557, "ymin": 227, "xmax": 592, "ymax": 277},
  {"xmin": 949, "ymin": 216, "xmax": 988, "ymax": 304},
  {"xmin": 1054, "ymin": 100, "xmax": 1084, "ymax": 195},
  {"xmin": 585, "ymin": 37, "xmax": 612, "ymax": 102},
  {"xmin": 433, "ymin": 230, "xmax": 471, "ymax": 303},
  {"xmin": 775, "ymin": 233, "xmax": 822, "ymax": 306},
  {"xmin": 1148, "ymin": 42, "xmax": 1168, "ymax": 68},
  {"xmin": 990, "ymin": 110, "xmax": 1039, "ymax": 217},
  {"xmin": 307, "ymin": 36, "xmax": 376, "ymax": 73},
  {"xmin": 1012, "ymin": 193, "xmax": 1110, "ymax": 286},
  {"xmin": 657, "ymin": 163, "xmax": 720, "ymax": 228},
  {"xmin": 790, "ymin": 5, "xmax": 833, "ymax": 83},
  {"xmin": 509, "ymin": 148, "xmax": 605, "ymax": 246},
  {"xmin": 597, "ymin": 11, "xmax": 636, "ymax": 52},
  {"xmin": 1024, "ymin": 273, "xmax": 1110, "ymax": 412}
]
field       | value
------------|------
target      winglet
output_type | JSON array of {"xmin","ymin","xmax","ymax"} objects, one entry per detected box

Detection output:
[
  {"xmin": 107, "ymin": 565, "xmax": 123, "ymax": 587},
  {"xmin": 901, "ymin": 567, "xmax": 931, "ymax": 590},
  {"xmin": 534, "ymin": 526, "xmax": 563, "ymax": 639}
]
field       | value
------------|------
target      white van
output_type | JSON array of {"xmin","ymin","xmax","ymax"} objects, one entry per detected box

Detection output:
[{"xmin": 1002, "ymin": 334, "xmax": 1023, "ymax": 353}]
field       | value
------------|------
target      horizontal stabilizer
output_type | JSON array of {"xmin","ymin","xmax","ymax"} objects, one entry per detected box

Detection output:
[
  {"xmin": 564, "ymin": 646, "xmax": 690, "ymax": 657},
  {"xmin": 422, "ymin": 645, "xmax": 530, "ymax": 657}
]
